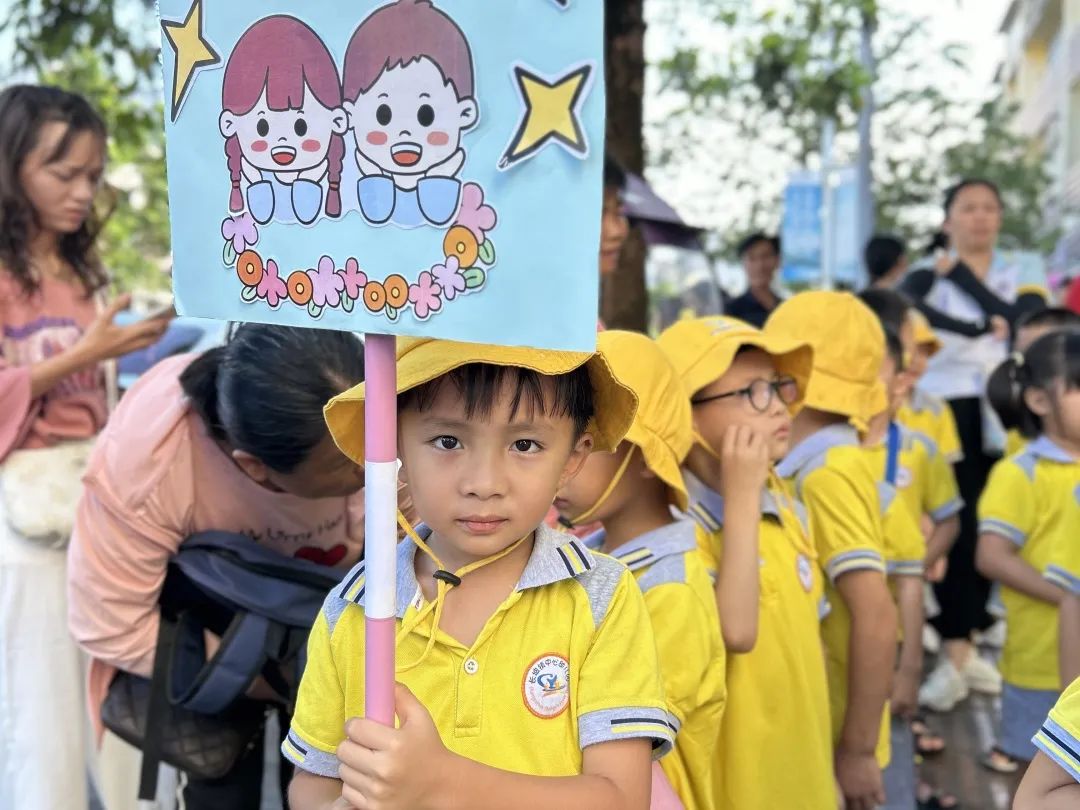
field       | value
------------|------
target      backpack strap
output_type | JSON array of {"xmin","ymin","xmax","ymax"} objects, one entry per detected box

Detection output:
[
  {"xmin": 168, "ymin": 609, "xmax": 285, "ymax": 715},
  {"xmin": 138, "ymin": 613, "xmax": 178, "ymax": 801}
]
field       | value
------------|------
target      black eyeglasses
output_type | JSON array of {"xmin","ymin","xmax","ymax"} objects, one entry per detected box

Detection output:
[{"xmin": 691, "ymin": 376, "xmax": 799, "ymax": 413}]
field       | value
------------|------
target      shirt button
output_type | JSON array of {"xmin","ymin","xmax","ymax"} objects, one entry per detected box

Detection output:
[{"xmin": 463, "ymin": 658, "xmax": 479, "ymax": 675}]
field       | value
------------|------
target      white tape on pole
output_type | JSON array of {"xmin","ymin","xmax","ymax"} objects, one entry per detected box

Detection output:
[{"xmin": 363, "ymin": 459, "xmax": 399, "ymax": 620}]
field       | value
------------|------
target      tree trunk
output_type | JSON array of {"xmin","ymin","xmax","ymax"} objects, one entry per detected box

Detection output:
[{"xmin": 602, "ymin": 0, "xmax": 648, "ymax": 331}]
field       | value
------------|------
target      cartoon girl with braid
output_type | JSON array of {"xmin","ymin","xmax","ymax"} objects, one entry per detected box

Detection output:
[{"xmin": 219, "ymin": 15, "xmax": 347, "ymax": 225}]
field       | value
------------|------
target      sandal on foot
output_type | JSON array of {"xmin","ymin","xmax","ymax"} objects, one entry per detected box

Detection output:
[
  {"xmin": 917, "ymin": 782, "xmax": 960, "ymax": 809},
  {"xmin": 911, "ymin": 715, "xmax": 947, "ymax": 756},
  {"xmin": 981, "ymin": 746, "xmax": 1021, "ymax": 774}
]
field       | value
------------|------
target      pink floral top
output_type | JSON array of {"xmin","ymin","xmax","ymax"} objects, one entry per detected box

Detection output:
[{"xmin": 0, "ymin": 270, "xmax": 106, "ymax": 462}]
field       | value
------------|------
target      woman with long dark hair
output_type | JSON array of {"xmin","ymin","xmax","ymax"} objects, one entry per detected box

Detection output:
[
  {"xmin": 68, "ymin": 324, "xmax": 367, "ymax": 809},
  {"xmin": 0, "ymin": 85, "xmax": 167, "ymax": 809},
  {"xmin": 901, "ymin": 179, "xmax": 1048, "ymax": 713}
]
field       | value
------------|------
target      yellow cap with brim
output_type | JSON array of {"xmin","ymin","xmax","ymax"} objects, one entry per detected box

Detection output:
[
  {"xmin": 656, "ymin": 315, "xmax": 814, "ymax": 409},
  {"xmin": 324, "ymin": 337, "xmax": 639, "ymax": 463},
  {"xmin": 763, "ymin": 291, "xmax": 887, "ymax": 431},
  {"xmin": 597, "ymin": 330, "xmax": 692, "ymax": 511},
  {"xmin": 910, "ymin": 309, "xmax": 942, "ymax": 356}
]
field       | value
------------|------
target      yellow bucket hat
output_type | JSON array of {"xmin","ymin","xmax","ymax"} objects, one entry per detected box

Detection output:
[
  {"xmin": 324, "ymin": 336, "xmax": 638, "ymax": 463},
  {"xmin": 763, "ymin": 291, "xmax": 886, "ymax": 430},
  {"xmin": 597, "ymin": 330, "xmax": 693, "ymax": 511},
  {"xmin": 910, "ymin": 309, "xmax": 942, "ymax": 356},
  {"xmin": 656, "ymin": 315, "xmax": 814, "ymax": 407}
]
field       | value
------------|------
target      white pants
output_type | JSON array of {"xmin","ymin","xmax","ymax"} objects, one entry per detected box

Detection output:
[{"xmin": 0, "ymin": 503, "xmax": 88, "ymax": 810}]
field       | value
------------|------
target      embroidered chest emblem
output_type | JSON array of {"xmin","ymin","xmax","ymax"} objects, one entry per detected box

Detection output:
[{"xmin": 522, "ymin": 653, "xmax": 570, "ymax": 719}]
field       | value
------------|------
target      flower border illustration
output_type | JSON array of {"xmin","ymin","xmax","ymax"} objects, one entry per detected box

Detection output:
[{"xmin": 220, "ymin": 182, "xmax": 498, "ymax": 323}]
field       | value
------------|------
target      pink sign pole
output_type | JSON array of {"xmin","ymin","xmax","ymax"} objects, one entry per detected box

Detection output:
[{"xmin": 363, "ymin": 333, "xmax": 397, "ymax": 725}]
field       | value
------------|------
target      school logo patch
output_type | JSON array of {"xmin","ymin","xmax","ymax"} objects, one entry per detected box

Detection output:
[
  {"xmin": 522, "ymin": 653, "xmax": 570, "ymax": 719},
  {"xmin": 896, "ymin": 466, "xmax": 913, "ymax": 489},
  {"xmin": 797, "ymin": 553, "xmax": 814, "ymax": 593}
]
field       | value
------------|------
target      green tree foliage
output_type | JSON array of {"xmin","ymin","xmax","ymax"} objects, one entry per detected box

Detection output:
[
  {"xmin": 4, "ymin": 0, "xmax": 169, "ymax": 290},
  {"xmin": 651, "ymin": 0, "xmax": 1055, "ymax": 257}
]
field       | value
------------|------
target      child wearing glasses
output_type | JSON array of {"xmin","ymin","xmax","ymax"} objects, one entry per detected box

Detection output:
[
  {"xmin": 657, "ymin": 316, "xmax": 838, "ymax": 810},
  {"xmin": 765, "ymin": 293, "xmax": 900, "ymax": 810}
]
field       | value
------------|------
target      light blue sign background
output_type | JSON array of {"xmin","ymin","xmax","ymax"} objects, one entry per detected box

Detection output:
[
  {"xmin": 159, "ymin": 0, "xmax": 604, "ymax": 351},
  {"xmin": 781, "ymin": 168, "xmax": 858, "ymax": 287}
]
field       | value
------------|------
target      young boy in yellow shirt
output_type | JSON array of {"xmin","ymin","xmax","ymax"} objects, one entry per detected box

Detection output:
[
  {"xmin": 897, "ymin": 310, "xmax": 963, "ymax": 465},
  {"xmin": 765, "ymin": 292, "xmax": 899, "ymax": 810},
  {"xmin": 286, "ymin": 338, "xmax": 675, "ymax": 810},
  {"xmin": 554, "ymin": 330, "xmax": 726, "ymax": 810},
  {"xmin": 656, "ymin": 316, "xmax": 838, "ymax": 810}
]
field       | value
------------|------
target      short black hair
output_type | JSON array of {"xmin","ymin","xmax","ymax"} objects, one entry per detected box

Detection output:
[
  {"xmin": 737, "ymin": 232, "xmax": 781, "ymax": 258},
  {"xmin": 604, "ymin": 153, "xmax": 626, "ymax": 192},
  {"xmin": 858, "ymin": 288, "xmax": 914, "ymax": 336},
  {"xmin": 864, "ymin": 234, "xmax": 906, "ymax": 282},
  {"xmin": 944, "ymin": 178, "xmax": 1003, "ymax": 215},
  {"xmin": 924, "ymin": 231, "xmax": 949, "ymax": 256},
  {"xmin": 398, "ymin": 363, "xmax": 595, "ymax": 438}
]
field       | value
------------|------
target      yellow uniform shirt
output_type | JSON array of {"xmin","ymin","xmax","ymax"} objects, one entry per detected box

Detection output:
[
  {"xmin": 978, "ymin": 438, "xmax": 1080, "ymax": 690},
  {"xmin": 586, "ymin": 521, "xmax": 725, "ymax": 810},
  {"xmin": 864, "ymin": 424, "xmax": 963, "ymax": 529},
  {"xmin": 878, "ymin": 482, "xmax": 925, "ymax": 580},
  {"xmin": 776, "ymin": 424, "xmax": 891, "ymax": 768},
  {"xmin": 898, "ymin": 388, "xmax": 963, "ymax": 464},
  {"xmin": 284, "ymin": 524, "xmax": 675, "ymax": 778},
  {"xmin": 1006, "ymin": 428, "xmax": 1028, "ymax": 458},
  {"xmin": 688, "ymin": 486, "xmax": 837, "ymax": 810},
  {"xmin": 1033, "ymin": 675, "xmax": 1080, "ymax": 783}
]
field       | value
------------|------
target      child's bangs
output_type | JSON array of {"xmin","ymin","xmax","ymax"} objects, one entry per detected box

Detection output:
[{"xmin": 400, "ymin": 363, "xmax": 594, "ymax": 435}]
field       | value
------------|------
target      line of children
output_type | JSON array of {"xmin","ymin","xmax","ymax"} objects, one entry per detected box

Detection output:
[
  {"xmin": 656, "ymin": 316, "xmax": 838, "ymax": 810},
  {"xmin": 281, "ymin": 288, "xmax": 1080, "ymax": 809}
]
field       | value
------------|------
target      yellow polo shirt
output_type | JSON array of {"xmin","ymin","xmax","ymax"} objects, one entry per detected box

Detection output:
[
  {"xmin": 587, "ymin": 520, "xmax": 725, "ymax": 810},
  {"xmin": 978, "ymin": 438, "xmax": 1080, "ymax": 690},
  {"xmin": 688, "ymin": 485, "xmax": 837, "ymax": 810},
  {"xmin": 864, "ymin": 424, "xmax": 963, "ymax": 529},
  {"xmin": 1033, "ymin": 676, "xmax": 1080, "ymax": 784},
  {"xmin": 898, "ymin": 388, "xmax": 963, "ymax": 464},
  {"xmin": 776, "ymin": 424, "xmax": 891, "ymax": 768},
  {"xmin": 284, "ymin": 524, "xmax": 675, "ymax": 778}
]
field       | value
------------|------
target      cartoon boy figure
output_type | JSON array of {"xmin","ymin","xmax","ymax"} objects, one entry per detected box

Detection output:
[{"xmin": 342, "ymin": 0, "xmax": 478, "ymax": 228}]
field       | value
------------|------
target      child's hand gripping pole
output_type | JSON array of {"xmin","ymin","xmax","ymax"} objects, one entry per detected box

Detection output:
[{"xmin": 364, "ymin": 334, "xmax": 399, "ymax": 726}]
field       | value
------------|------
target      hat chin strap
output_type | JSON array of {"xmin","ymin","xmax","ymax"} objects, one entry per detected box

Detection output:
[
  {"xmin": 395, "ymin": 512, "xmax": 529, "ymax": 673},
  {"xmin": 566, "ymin": 445, "xmax": 637, "ymax": 526}
]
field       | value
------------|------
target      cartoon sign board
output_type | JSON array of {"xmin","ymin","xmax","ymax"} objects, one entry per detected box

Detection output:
[{"xmin": 158, "ymin": 0, "xmax": 604, "ymax": 351}]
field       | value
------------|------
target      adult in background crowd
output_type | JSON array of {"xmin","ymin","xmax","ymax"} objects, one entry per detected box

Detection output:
[
  {"xmin": 726, "ymin": 232, "xmax": 782, "ymax": 328},
  {"xmin": 900, "ymin": 178, "xmax": 1048, "ymax": 713},
  {"xmin": 0, "ymin": 85, "xmax": 168, "ymax": 810},
  {"xmin": 865, "ymin": 234, "xmax": 909, "ymax": 290},
  {"xmin": 68, "ymin": 325, "xmax": 367, "ymax": 810}
]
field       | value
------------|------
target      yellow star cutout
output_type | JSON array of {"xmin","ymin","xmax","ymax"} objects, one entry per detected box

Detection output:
[
  {"xmin": 499, "ymin": 62, "xmax": 595, "ymax": 170},
  {"xmin": 162, "ymin": 0, "xmax": 221, "ymax": 122}
]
